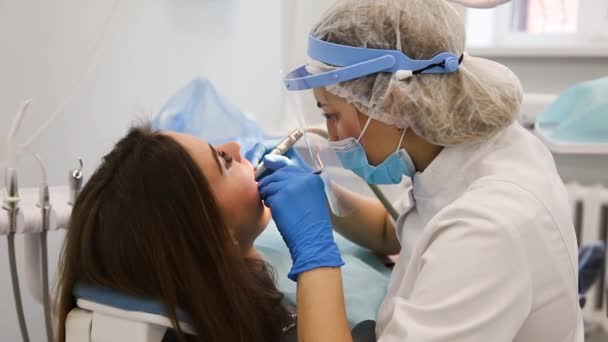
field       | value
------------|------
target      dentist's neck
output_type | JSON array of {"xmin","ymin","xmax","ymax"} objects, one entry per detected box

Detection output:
[{"xmin": 402, "ymin": 129, "xmax": 443, "ymax": 172}]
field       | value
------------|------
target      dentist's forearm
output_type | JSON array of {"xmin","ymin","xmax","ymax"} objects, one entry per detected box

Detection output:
[
  {"xmin": 330, "ymin": 185, "xmax": 401, "ymax": 255},
  {"xmin": 297, "ymin": 268, "xmax": 352, "ymax": 342}
]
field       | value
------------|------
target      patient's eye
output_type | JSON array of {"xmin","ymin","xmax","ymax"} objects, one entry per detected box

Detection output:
[{"xmin": 216, "ymin": 150, "xmax": 233, "ymax": 169}]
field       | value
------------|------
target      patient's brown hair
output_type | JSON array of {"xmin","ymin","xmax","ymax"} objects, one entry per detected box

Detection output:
[{"xmin": 56, "ymin": 125, "xmax": 289, "ymax": 341}]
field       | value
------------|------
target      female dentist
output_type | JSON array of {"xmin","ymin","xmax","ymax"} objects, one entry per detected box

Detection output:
[{"xmin": 250, "ymin": 0, "xmax": 583, "ymax": 341}]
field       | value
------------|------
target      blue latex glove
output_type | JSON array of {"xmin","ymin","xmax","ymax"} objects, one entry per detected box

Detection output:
[
  {"xmin": 258, "ymin": 156, "xmax": 344, "ymax": 281},
  {"xmin": 245, "ymin": 138, "xmax": 312, "ymax": 179}
]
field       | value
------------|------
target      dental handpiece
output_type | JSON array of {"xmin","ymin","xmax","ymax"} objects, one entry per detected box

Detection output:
[
  {"xmin": 68, "ymin": 159, "xmax": 84, "ymax": 206},
  {"xmin": 254, "ymin": 129, "xmax": 304, "ymax": 180}
]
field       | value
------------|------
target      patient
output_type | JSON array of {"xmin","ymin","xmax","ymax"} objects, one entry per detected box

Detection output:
[{"xmin": 56, "ymin": 124, "xmax": 295, "ymax": 342}]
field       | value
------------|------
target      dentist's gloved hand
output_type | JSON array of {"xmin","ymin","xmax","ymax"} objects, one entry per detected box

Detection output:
[
  {"xmin": 258, "ymin": 156, "xmax": 344, "ymax": 281},
  {"xmin": 245, "ymin": 138, "xmax": 312, "ymax": 179}
]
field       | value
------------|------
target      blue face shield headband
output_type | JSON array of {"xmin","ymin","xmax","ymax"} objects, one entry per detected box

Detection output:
[{"xmin": 284, "ymin": 35, "xmax": 463, "ymax": 91}]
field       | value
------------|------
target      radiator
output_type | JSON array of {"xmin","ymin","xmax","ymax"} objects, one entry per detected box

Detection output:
[{"xmin": 567, "ymin": 183, "xmax": 608, "ymax": 329}]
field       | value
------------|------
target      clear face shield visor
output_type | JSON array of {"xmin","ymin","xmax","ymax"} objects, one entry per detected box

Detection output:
[
  {"xmin": 284, "ymin": 87, "xmax": 360, "ymax": 217},
  {"xmin": 283, "ymin": 36, "xmax": 461, "ymax": 216}
]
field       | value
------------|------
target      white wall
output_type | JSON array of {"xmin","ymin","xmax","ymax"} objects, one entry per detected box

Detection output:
[{"xmin": 0, "ymin": 0, "xmax": 282, "ymax": 341}]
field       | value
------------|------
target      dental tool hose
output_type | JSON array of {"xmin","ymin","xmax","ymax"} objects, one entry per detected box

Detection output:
[
  {"xmin": 4, "ymin": 169, "xmax": 30, "ymax": 342},
  {"xmin": 254, "ymin": 129, "xmax": 304, "ymax": 180},
  {"xmin": 5, "ymin": 100, "xmax": 31, "ymax": 342},
  {"xmin": 33, "ymin": 153, "xmax": 53, "ymax": 342}
]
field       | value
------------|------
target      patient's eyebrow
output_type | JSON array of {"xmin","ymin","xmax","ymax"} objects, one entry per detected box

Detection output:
[{"xmin": 208, "ymin": 144, "xmax": 224, "ymax": 175}]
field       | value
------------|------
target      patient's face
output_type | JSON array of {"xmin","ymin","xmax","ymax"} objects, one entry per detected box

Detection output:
[{"xmin": 165, "ymin": 132, "xmax": 270, "ymax": 251}]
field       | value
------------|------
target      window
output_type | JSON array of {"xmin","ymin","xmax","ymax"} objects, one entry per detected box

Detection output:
[
  {"xmin": 465, "ymin": 0, "xmax": 608, "ymax": 55},
  {"xmin": 510, "ymin": 0, "xmax": 579, "ymax": 34}
]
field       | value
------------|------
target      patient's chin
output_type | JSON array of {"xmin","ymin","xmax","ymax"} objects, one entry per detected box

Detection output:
[
  {"xmin": 250, "ymin": 206, "xmax": 270, "ymax": 240},
  {"xmin": 257, "ymin": 206, "xmax": 272, "ymax": 233},
  {"xmin": 231, "ymin": 204, "xmax": 271, "ymax": 248},
  {"xmin": 244, "ymin": 207, "xmax": 271, "ymax": 249}
]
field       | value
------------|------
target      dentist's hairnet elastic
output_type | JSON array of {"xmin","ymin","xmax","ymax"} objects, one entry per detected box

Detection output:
[{"xmin": 307, "ymin": 0, "xmax": 523, "ymax": 145}]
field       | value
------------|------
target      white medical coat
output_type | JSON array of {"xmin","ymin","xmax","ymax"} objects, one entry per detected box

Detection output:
[{"xmin": 376, "ymin": 124, "xmax": 583, "ymax": 342}]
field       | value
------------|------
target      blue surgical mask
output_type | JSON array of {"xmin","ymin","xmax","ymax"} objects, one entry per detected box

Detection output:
[{"xmin": 328, "ymin": 117, "xmax": 416, "ymax": 184}]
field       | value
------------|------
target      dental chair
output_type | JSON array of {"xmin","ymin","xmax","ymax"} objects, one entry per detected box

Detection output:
[
  {"xmin": 66, "ymin": 239, "xmax": 606, "ymax": 342},
  {"xmin": 66, "ymin": 284, "xmax": 194, "ymax": 342}
]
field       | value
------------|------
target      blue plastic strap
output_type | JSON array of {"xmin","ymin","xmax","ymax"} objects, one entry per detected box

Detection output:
[
  {"xmin": 285, "ymin": 55, "xmax": 396, "ymax": 91},
  {"xmin": 308, "ymin": 35, "xmax": 459, "ymax": 73},
  {"xmin": 284, "ymin": 35, "xmax": 460, "ymax": 91}
]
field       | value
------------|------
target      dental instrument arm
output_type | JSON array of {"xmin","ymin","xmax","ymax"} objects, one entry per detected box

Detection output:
[{"xmin": 369, "ymin": 184, "xmax": 400, "ymax": 221}]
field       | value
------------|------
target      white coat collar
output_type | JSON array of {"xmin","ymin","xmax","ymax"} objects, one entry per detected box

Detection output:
[{"xmin": 410, "ymin": 126, "xmax": 509, "ymax": 217}]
